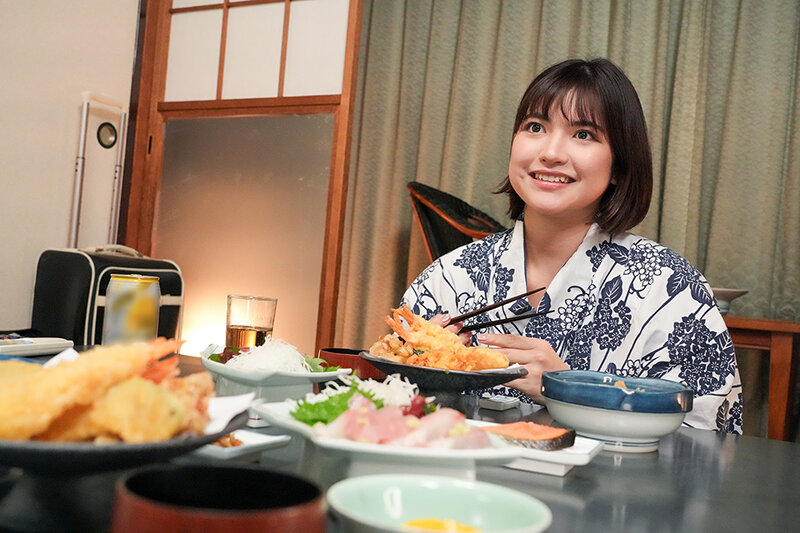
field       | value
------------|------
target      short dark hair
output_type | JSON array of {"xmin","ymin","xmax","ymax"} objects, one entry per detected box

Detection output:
[{"xmin": 496, "ymin": 58, "xmax": 653, "ymax": 234}]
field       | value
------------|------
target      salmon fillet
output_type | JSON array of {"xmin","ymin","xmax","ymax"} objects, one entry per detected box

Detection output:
[{"xmin": 481, "ymin": 421, "xmax": 576, "ymax": 450}]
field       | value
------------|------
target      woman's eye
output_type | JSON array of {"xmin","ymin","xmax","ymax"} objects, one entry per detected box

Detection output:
[
  {"xmin": 575, "ymin": 130, "xmax": 595, "ymax": 140},
  {"xmin": 524, "ymin": 121, "xmax": 543, "ymax": 133}
]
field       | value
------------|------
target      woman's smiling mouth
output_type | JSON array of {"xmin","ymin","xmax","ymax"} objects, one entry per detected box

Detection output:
[{"xmin": 531, "ymin": 172, "xmax": 575, "ymax": 184}]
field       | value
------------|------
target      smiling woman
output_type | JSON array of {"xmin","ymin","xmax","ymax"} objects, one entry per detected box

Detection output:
[{"xmin": 400, "ymin": 59, "xmax": 743, "ymax": 435}]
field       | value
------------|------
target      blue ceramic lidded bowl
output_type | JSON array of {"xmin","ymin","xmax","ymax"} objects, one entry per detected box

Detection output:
[
  {"xmin": 541, "ymin": 370, "xmax": 693, "ymax": 414},
  {"xmin": 541, "ymin": 370, "xmax": 694, "ymax": 452}
]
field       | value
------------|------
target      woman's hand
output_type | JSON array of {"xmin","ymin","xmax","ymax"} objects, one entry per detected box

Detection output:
[
  {"xmin": 477, "ymin": 333, "xmax": 568, "ymax": 404},
  {"xmin": 430, "ymin": 314, "xmax": 472, "ymax": 346}
]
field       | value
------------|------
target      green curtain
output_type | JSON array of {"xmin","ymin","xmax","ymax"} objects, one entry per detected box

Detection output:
[{"xmin": 336, "ymin": 0, "xmax": 800, "ymax": 350}]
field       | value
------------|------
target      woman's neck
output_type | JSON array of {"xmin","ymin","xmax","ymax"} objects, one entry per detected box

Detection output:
[{"xmin": 521, "ymin": 210, "xmax": 593, "ymax": 302}]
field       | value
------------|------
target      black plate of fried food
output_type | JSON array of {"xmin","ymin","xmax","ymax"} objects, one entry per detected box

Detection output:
[
  {"xmin": 359, "ymin": 352, "xmax": 527, "ymax": 393},
  {"xmin": 0, "ymin": 411, "xmax": 248, "ymax": 476}
]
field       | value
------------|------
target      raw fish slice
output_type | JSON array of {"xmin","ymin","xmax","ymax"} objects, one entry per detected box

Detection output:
[
  {"xmin": 426, "ymin": 426, "xmax": 490, "ymax": 449},
  {"xmin": 313, "ymin": 394, "xmax": 414, "ymax": 444},
  {"xmin": 342, "ymin": 405, "xmax": 415, "ymax": 444},
  {"xmin": 386, "ymin": 408, "xmax": 466, "ymax": 447},
  {"xmin": 312, "ymin": 394, "xmax": 376, "ymax": 439}
]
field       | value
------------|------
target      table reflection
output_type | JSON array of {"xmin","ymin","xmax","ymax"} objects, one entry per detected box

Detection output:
[{"xmin": 1, "ymin": 389, "xmax": 798, "ymax": 532}]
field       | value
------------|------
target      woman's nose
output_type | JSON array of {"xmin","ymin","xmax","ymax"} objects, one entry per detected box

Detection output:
[{"xmin": 539, "ymin": 134, "xmax": 567, "ymax": 165}]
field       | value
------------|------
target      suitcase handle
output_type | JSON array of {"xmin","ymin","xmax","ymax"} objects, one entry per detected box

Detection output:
[{"xmin": 82, "ymin": 245, "xmax": 145, "ymax": 258}]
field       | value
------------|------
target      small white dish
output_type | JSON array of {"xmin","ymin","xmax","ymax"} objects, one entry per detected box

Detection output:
[
  {"xmin": 193, "ymin": 430, "xmax": 291, "ymax": 460},
  {"xmin": 710, "ymin": 287, "xmax": 748, "ymax": 315}
]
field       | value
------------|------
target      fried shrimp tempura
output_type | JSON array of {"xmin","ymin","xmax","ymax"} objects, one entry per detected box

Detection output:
[
  {"xmin": 35, "ymin": 372, "xmax": 214, "ymax": 443},
  {"xmin": 376, "ymin": 305, "xmax": 509, "ymax": 371},
  {"xmin": 90, "ymin": 377, "xmax": 187, "ymax": 443},
  {"xmin": 385, "ymin": 305, "xmax": 464, "ymax": 353},
  {"xmin": 0, "ymin": 360, "xmax": 42, "ymax": 382},
  {"xmin": 163, "ymin": 371, "xmax": 215, "ymax": 435},
  {"xmin": 0, "ymin": 338, "xmax": 180, "ymax": 441},
  {"xmin": 369, "ymin": 333, "xmax": 415, "ymax": 362},
  {"xmin": 467, "ymin": 346, "xmax": 513, "ymax": 371},
  {"xmin": 34, "ymin": 403, "xmax": 103, "ymax": 442}
]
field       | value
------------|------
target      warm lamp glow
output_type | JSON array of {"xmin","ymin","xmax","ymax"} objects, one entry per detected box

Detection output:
[{"xmin": 178, "ymin": 306, "xmax": 225, "ymax": 356}]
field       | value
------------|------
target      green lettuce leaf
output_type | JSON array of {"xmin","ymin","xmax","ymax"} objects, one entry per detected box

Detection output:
[{"xmin": 291, "ymin": 384, "xmax": 383, "ymax": 425}]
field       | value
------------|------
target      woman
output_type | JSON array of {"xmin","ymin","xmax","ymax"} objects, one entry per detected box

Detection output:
[{"xmin": 402, "ymin": 58, "xmax": 743, "ymax": 433}]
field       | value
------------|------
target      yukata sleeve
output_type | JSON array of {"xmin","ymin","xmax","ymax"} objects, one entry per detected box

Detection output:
[
  {"xmin": 400, "ymin": 259, "xmax": 451, "ymax": 320},
  {"xmin": 620, "ymin": 249, "xmax": 743, "ymax": 434},
  {"xmin": 401, "ymin": 247, "xmax": 477, "ymax": 321}
]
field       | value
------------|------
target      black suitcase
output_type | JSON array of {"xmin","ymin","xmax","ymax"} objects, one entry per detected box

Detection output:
[{"xmin": 31, "ymin": 246, "xmax": 183, "ymax": 346}]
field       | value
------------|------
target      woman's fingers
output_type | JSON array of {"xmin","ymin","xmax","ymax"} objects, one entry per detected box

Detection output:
[
  {"xmin": 472, "ymin": 333, "xmax": 567, "ymax": 403},
  {"xmin": 478, "ymin": 332, "xmax": 546, "ymax": 351}
]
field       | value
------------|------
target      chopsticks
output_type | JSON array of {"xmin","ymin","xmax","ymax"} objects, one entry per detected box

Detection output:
[
  {"xmin": 157, "ymin": 352, "xmax": 179, "ymax": 363},
  {"xmin": 449, "ymin": 286, "xmax": 546, "ymax": 324},
  {"xmin": 458, "ymin": 310, "xmax": 552, "ymax": 333}
]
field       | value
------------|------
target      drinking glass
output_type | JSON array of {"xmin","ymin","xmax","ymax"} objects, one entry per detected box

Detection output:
[{"xmin": 226, "ymin": 295, "xmax": 277, "ymax": 349}]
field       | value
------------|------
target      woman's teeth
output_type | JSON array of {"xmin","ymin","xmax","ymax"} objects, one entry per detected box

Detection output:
[{"xmin": 533, "ymin": 173, "xmax": 572, "ymax": 183}]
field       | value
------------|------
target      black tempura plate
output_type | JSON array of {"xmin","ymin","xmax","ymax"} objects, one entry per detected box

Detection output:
[
  {"xmin": 359, "ymin": 352, "xmax": 527, "ymax": 392},
  {"xmin": 0, "ymin": 411, "xmax": 248, "ymax": 476}
]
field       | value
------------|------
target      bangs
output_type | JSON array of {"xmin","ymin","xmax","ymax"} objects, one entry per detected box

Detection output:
[{"xmin": 516, "ymin": 81, "xmax": 607, "ymax": 134}]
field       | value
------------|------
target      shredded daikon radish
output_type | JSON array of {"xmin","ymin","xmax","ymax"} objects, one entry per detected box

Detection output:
[
  {"xmin": 224, "ymin": 338, "xmax": 310, "ymax": 372},
  {"xmin": 300, "ymin": 373, "xmax": 426, "ymax": 407}
]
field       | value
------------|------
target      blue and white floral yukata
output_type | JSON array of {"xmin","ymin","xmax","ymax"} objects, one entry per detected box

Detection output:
[{"xmin": 401, "ymin": 219, "xmax": 743, "ymax": 433}]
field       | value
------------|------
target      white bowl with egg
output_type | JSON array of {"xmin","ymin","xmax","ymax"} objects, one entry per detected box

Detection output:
[{"xmin": 327, "ymin": 474, "xmax": 551, "ymax": 533}]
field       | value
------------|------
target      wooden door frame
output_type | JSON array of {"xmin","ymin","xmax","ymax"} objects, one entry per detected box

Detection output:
[{"xmin": 119, "ymin": 0, "xmax": 363, "ymax": 354}]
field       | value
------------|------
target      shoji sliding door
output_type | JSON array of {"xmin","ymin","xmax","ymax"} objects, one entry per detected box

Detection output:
[{"xmin": 123, "ymin": 0, "xmax": 361, "ymax": 354}]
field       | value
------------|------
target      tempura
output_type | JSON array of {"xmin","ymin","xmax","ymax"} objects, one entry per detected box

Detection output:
[
  {"xmin": 0, "ymin": 338, "xmax": 214, "ymax": 444},
  {"xmin": 371, "ymin": 305, "xmax": 509, "ymax": 371}
]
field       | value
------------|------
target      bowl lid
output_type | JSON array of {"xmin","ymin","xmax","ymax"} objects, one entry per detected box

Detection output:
[{"xmin": 541, "ymin": 370, "xmax": 693, "ymax": 413}]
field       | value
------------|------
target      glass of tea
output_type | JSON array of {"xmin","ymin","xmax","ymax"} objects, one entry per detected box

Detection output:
[{"xmin": 226, "ymin": 295, "xmax": 277, "ymax": 348}]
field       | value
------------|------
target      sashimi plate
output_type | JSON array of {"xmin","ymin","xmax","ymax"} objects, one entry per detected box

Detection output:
[{"xmin": 251, "ymin": 401, "xmax": 601, "ymax": 475}]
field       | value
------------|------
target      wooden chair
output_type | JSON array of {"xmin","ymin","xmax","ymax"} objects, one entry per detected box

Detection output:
[{"xmin": 407, "ymin": 182, "xmax": 507, "ymax": 262}]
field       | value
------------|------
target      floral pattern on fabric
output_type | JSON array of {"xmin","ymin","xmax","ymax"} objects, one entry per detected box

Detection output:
[{"xmin": 401, "ymin": 220, "xmax": 743, "ymax": 434}]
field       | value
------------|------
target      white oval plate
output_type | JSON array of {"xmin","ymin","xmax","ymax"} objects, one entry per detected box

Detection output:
[{"xmin": 251, "ymin": 401, "xmax": 602, "ymax": 472}]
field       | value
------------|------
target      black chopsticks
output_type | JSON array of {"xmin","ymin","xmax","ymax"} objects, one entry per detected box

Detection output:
[
  {"xmin": 449, "ymin": 286, "xmax": 546, "ymax": 324},
  {"xmin": 458, "ymin": 310, "xmax": 552, "ymax": 333}
]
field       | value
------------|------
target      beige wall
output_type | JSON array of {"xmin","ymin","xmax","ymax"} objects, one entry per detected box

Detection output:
[{"xmin": 0, "ymin": 0, "xmax": 139, "ymax": 329}]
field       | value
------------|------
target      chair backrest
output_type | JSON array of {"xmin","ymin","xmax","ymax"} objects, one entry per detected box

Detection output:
[{"xmin": 407, "ymin": 182, "xmax": 507, "ymax": 262}]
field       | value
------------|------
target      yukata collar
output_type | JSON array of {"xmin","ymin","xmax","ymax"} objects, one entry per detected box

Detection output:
[{"xmin": 513, "ymin": 219, "xmax": 610, "ymax": 312}]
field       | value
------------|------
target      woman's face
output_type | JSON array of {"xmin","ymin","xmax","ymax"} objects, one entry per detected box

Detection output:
[{"xmin": 508, "ymin": 98, "xmax": 613, "ymax": 225}]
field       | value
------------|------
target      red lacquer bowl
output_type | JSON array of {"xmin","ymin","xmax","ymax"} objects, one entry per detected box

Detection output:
[
  {"xmin": 111, "ymin": 464, "xmax": 325, "ymax": 533},
  {"xmin": 318, "ymin": 347, "xmax": 386, "ymax": 380}
]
